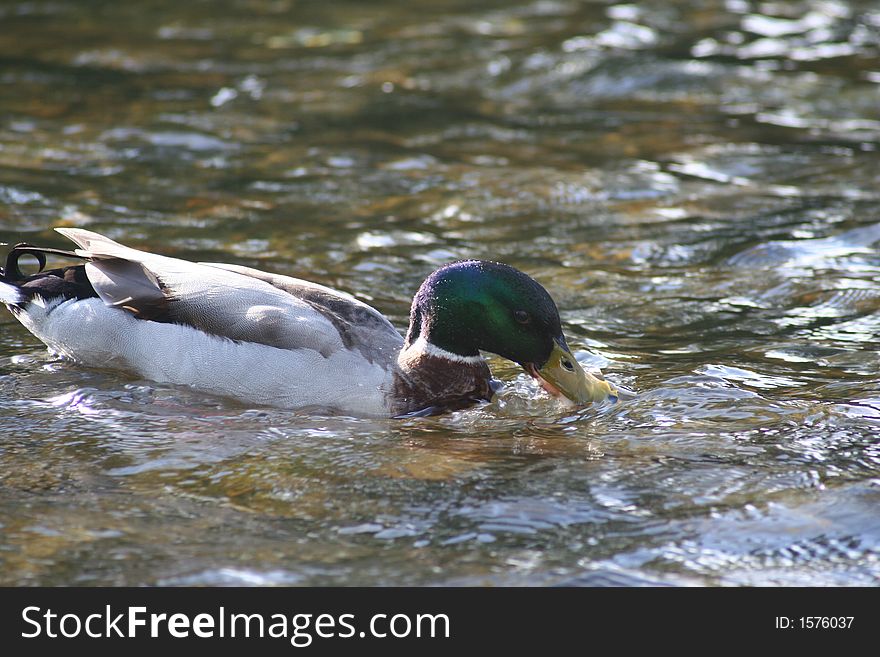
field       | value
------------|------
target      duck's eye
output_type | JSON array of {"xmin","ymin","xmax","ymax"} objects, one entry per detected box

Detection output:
[
  {"xmin": 514, "ymin": 310, "xmax": 530, "ymax": 324},
  {"xmin": 561, "ymin": 358, "xmax": 575, "ymax": 372}
]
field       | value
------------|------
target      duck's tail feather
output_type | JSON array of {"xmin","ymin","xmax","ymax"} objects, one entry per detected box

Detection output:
[
  {"xmin": 1, "ymin": 242, "xmax": 89, "ymax": 306},
  {"xmin": 3, "ymin": 243, "xmax": 87, "ymax": 281},
  {"xmin": 0, "ymin": 280, "xmax": 22, "ymax": 305}
]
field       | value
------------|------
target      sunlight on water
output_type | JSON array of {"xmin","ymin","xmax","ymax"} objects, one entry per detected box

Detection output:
[{"xmin": 1, "ymin": 0, "xmax": 880, "ymax": 586}]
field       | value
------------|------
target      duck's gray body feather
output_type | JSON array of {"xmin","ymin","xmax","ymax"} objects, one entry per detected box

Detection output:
[{"xmin": 5, "ymin": 228, "xmax": 406, "ymax": 416}]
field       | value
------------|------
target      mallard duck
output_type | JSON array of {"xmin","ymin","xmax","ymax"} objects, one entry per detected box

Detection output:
[{"xmin": 0, "ymin": 228, "xmax": 617, "ymax": 416}]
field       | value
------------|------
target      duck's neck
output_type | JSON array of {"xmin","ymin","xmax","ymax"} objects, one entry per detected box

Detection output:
[{"xmin": 391, "ymin": 335, "xmax": 493, "ymax": 416}]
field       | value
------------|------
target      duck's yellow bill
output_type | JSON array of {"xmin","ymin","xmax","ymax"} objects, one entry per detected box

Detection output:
[{"xmin": 525, "ymin": 342, "xmax": 617, "ymax": 404}]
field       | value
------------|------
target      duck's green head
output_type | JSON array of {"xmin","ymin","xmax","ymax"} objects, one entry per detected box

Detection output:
[{"xmin": 405, "ymin": 260, "xmax": 617, "ymax": 404}]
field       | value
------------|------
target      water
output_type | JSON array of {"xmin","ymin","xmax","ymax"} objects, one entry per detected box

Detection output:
[{"xmin": 1, "ymin": 0, "xmax": 879, "ymax": 586}]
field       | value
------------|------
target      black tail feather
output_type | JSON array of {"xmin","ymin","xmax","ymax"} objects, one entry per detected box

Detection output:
[
  {"xmin": 1, "ymin": 243, "xmax": 97, "ymax": 307},
  {"xmin": 2, "ymin": 243, "xmax": 88, "ymax": 281}
]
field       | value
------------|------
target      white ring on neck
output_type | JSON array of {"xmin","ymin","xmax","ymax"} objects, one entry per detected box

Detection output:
[{"xmin": 407, "ymin": 335, "xmax": 484, "ymax": 365}]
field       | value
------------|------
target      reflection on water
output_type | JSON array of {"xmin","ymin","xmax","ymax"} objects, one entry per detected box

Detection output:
[{"xmin": 1, "ymin": 0, "xmax": 879, "ymax": 586}]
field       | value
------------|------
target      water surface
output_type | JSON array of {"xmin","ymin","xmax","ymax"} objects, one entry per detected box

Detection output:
[{"xmin": 1, "ymin": 0, "xmax": 879, "ymax": 586}]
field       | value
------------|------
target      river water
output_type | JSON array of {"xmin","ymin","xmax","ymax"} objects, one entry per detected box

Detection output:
[{"xmin": 1, "ymin": 0, "xmax": 879, "ymax": 586}]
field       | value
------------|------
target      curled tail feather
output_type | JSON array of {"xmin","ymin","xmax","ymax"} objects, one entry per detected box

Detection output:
[{"xmin": 1, "ymin": 243, "xmax": 88, "ymax": 306}]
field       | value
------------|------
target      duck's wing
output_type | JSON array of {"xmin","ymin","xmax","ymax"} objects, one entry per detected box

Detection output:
[
  {"xmin": 198, "ymin": 262, "xmax": 404, "ymax": 365},
  {"xmin": 56, "ymin": 228, "xmax": 404, "ymax": 367}
]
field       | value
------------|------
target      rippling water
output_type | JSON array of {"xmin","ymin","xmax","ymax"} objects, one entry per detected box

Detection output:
[{"xmin": 1, "ymin": 0, "xmax": 879, "ymax": 586}]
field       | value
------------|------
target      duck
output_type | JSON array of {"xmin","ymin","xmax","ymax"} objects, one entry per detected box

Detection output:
[{"xmin": 0, "ymin": 228, "xmax": 618, "ymax": 417}]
